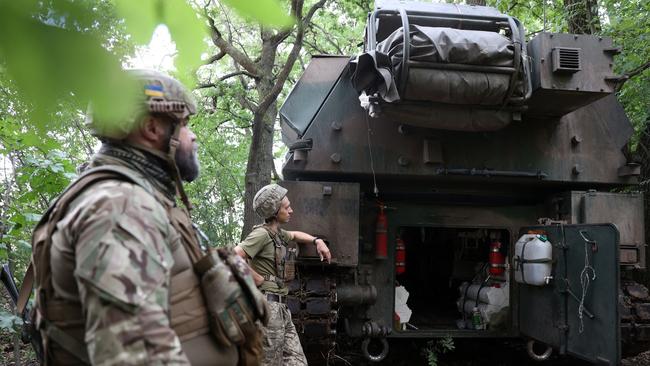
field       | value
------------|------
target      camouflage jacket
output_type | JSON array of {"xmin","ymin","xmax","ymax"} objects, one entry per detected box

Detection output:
[{"xmin": 47, "ymin": 154, "xmax": 190, "ymax": 364}]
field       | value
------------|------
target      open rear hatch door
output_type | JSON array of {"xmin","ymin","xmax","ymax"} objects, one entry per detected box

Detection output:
[{"xmin": 518, "ymin": 224, "xmax": 620, "ymax": 365}]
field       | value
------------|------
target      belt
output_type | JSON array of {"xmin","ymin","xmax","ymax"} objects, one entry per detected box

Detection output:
[{"xmin": 265, "ymin": 293, "xmax": 287, "ymax": 304}]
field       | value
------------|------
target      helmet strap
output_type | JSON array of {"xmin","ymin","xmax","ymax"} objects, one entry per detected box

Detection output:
[{"xmin": 167, "ymin": 122, "xmax": 193, "ymax": 211}]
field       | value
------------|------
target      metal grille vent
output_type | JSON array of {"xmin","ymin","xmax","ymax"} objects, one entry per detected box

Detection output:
[{"xmin": 552, "ymin": 47, "xmax": 581, "ymax": 73}]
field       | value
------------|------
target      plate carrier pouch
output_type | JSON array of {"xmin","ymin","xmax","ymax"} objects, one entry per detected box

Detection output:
[
  {"xmin": 17, "ymin": 165, "xmax": 268, "ymax": 366},
  {"xmin": 194, "ymin": 247, "xmax": 269, "ymax": 365},
  {"xmin": 258, "ymin": 225, "xmax": 297, "ymax": 286}
]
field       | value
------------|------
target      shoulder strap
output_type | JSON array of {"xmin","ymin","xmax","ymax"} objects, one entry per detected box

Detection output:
[
  {"xmin": 259, "ymin": 226, "xmax": 288, "ymax": 285},
  {"xmin": 260, "ymin": 225, "xmax": 286, "ymax": 248},
  {"xmin": 17, "ymin": 166, "xmax": 149, "ymax": 315}
]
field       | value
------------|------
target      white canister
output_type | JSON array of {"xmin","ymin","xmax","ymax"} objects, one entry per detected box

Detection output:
[{"xmin": 514, "ymin": 234, "xmax": 553, "ymax": 286}]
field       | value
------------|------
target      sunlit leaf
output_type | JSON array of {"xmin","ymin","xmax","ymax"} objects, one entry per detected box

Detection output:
[
  {"xmin": 113, "ymin": 0, "xmax": 205, "ymax": 82},
  {"xmin": 19, "ymin": 132, "xmax": 41, "ymax": 147},
  {"xmin": 220, "ymin": 0, "xmax": 294, "ymax": 28},
  {"xmin": 17, "ymin": 240, "xmax": 32, "ymax": 250},
  {"xmin": 112, "ymin": 0, "xmax": 157, "ymax": 45},
  {"xmin": 164, "ymin": 0, "xmax": 206, "ymax": 84},
  {"xmin": 0, "ymin": 1, "xmax": 138, "ymax": 129}
]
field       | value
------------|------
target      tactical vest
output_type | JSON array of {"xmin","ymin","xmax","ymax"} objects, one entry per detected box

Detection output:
[
  {"xmin": 258, "ymin": 225, "xmax": 297, "ymax": 286},
  {"xmin": 21, "ymin": 165, "xmax": 237, "ymax": 365}
]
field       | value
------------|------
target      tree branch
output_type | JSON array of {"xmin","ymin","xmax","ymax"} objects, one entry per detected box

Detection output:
[
  {"xmin": 257, "ymin": 0, "xmax": 327, "ymax": 115},
  {"xmin": 616, "ymin": 60, "xmax": 650, "ymax": 91},
  {"xmin": 304, "ymin": 38, "xmax": 329, "ymax": 55},
  {"xmin": 196, "ymin": 70, "xmax": 259, "ymax": 89},
  {"xmin": 205, "ymin": 11, "xmax": 261, "ymax": 76},
  {"xmin": 309, "ymin": 22, "xmax": 344, "ymax": 54},
  {"xmin": 204, "ymin": 51, "xmax": 226, "ymax": 65},
  {"xmin": 269, "ymin": 0, "xmax": 301, "ymax": 45}
]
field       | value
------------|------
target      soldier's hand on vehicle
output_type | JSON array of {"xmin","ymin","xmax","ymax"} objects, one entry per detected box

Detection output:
[{"xmin": 315, "ymin": 239, "xmax": 331, "ymax": 264}]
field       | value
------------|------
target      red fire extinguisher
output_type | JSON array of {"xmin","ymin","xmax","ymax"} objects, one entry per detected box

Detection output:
[
  {"xmin": 395, "ymin": 238, "xmax": 406, "ymax": 275},
  {"xmin": 488, "ymin": 240, "xmax": 505, "ymax": 276},
  {"xmin": 375, "ymin": 203, "xmax": 388, "ymax": 259}
]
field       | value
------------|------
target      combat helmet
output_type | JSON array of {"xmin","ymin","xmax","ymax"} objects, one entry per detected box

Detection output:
[
  {"xmin": 254, "ymin": 184, "xmax": 288, "ymax": 219},
  {"xmin": 86, "ymin": 69, "xmax": 197, "ymax": 140},
  {"xmin": 86, "ymin": 69, "xmax": 198, "ymax": 210}
]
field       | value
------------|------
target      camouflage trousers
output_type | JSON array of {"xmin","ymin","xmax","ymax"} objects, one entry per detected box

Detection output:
[{"xmin": 261, "ymin": 300, "xmax": 307, "ymax": 366}]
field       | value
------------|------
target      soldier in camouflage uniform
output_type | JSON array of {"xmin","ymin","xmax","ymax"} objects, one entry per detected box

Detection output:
[
  {"xmin": 27, "ymin": 70, "xmax": 238, "ymax": 365},
  {"xmin": 234, "ymin": 184, "xmax": 332, "ymax": 366}
]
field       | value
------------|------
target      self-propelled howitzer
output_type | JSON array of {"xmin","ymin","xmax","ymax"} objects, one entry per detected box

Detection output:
[{"xmin": 277, "ymin": 1, "xmax": 647, "ymax": 364}]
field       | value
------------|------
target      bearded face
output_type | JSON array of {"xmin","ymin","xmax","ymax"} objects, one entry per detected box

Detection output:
[{"xmin": 176, "ymin": 136, "xmax": 200, "ymax": 182}]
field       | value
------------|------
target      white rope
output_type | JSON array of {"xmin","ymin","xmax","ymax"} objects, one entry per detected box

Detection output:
[
  {"xmin": 365, "ymin": 114, "xmax": 379, "ymax": 196},
  {"xmin": 578, "ymin": 235, "xmax": 596, "ymax": 333}
]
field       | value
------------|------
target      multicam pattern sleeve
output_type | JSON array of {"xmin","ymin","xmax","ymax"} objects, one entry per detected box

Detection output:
[{"xmin": 64, "ymin": 180, "xmax": 189, "ymax": 365}]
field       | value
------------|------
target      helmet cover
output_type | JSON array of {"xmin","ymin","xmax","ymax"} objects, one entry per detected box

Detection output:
[
  {"xmin": 87, "ymin": 69, "xmax": 197, "ymax": 139},
  {"xmin": 253, "ymin": 184, "xmax": 288, "ymax": 219}
]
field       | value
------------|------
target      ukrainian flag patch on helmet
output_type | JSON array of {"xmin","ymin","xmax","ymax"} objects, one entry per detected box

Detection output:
[{"xmin": 144, "ymin": 84, "xmax": 164, "ymax": 97}]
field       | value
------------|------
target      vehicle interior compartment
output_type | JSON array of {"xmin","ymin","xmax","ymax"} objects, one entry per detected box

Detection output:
[{"xmin": 395, "ymin": 227, "xmax": 511, "ymax": 332}]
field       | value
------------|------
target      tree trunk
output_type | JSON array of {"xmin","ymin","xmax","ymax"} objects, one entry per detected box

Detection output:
[
  {"xmin": 638, "ymin": 118, "xmax": 650, "ymax": 287},
  {"xmin": 563, "ymin": 0, "xmax": 601, "ymax": 34},
  {"xmin": 204, "ymin": 0, "xmax": 327, "ymax": 239},
  {"xmin": 466, "ymin": 0, "xmax": 486, "ymax": 6},
  {"xmin": 241, "ymin": 103, "xmax": 277, "ymax": 238}
]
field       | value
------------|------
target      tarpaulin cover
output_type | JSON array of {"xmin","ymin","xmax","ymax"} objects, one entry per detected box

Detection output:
[
  {"xmin": 379, "ymin": 25, "xmax": 514, "ymax": 67},
  {"xmin": 351, "ymin": 25, "xmax": 517, "ymax": 105}
]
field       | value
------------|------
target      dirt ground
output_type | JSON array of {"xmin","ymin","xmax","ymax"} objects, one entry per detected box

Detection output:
[
  {"xmin": 2, "ymin": 333, "xmax": 650, "ymax": 365},
  {"xmin": 307, "ymin": 337, "xmax": 650, "ymax": 365},
  {"xmin": 622, "ymin": 350, "xmax": 650, "ymax": 366}
]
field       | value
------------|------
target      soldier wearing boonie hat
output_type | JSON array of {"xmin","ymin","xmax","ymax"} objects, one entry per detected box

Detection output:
[{"xmin": 235, "ymin": 184, "xmax": 332, "ymax": 366}]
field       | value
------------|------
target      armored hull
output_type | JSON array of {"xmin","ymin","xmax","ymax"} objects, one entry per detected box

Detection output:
[{"xmin": 278, "ymin": 1, "xmax": 647, "ymax": 364}]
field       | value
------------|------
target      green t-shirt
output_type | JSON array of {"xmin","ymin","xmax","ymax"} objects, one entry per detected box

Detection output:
[{"xmin": 239, "ymin": 226, "xmax": 294, "ymax": 295}]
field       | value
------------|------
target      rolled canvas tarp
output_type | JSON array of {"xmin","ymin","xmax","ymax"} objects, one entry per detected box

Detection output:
[
  {"xmin": 351, "ymin": 25, "xmax": 518, "ymax": 105},
  {"xmin": 378, "ymin": 25, "xmax": 514, "ymax": 67}
]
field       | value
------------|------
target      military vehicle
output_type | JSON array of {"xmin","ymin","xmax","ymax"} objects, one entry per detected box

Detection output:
[{"xmin": 277, "ymin": 1, "xmax": 648, "ymax": 364}]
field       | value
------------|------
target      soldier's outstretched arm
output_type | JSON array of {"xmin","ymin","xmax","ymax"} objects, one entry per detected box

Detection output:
[
  {"xmin": 69, "ymin": 182, "xmax": 190, "ymax": 365},
  {"xmin": 289, "ymin": 231, "xmax": 332, "ymax": 263}
]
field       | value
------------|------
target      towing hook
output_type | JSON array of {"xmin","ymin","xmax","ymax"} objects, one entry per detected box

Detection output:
[
  {"xmin": 526, "ymin": 339, "xmax": 553, "ymax": 361},
  {"xmin": 361, "ymin": 337, "xmax": 389, "ymax": 362}
]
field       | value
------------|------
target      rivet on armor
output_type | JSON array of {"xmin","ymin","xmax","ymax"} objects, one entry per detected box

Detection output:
[
  {"xmin": 322, "ymin": 186, "xmax": 333, "ymax": 196},
  {"xmin": 398, "ymin": 125, "xmax": 407, "ymax": 135},
  {"xmin": 571, "ymin": 135, "xmax": 582, "ymax": 145},
  {"xmin": 330, "ymin": 153, "xmax": 342, "ymax": 164},
  {"xmin": 572, "ymin": 164, "xmax": 582, "ymax": 175},
  {"xmin": 398, "ymin": 156, "xmax": 410, "ymax": 166},
  {"xmin": 331, "ymin": 121, "xmax": 342, "ymax": 131}
]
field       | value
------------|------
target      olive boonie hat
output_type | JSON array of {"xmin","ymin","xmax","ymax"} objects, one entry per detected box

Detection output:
[{"xmin": 253, "ymin": 184, "xmax": 288, "ymax": 219}]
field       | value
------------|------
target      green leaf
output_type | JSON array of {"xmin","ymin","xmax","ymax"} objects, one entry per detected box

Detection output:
[
  {"xmin": 0, "ymin": 311, "xmax": 23, "ymax": 333},
  {"xmin": 24, "ymin": 213, "xmax": 42, "ymax": 223},
  {"xmin": 20, "ymin": 132, "xmax": 42, "ymax": 147},
  {"xmin": 114, "ymin": 0, "xmax": 205, "ymax": 82},
  {"xmin": 0, "ymin": 2, "xmax": 138, "ymax": 129},
  {"xmin": 221, "ymin": 0, "xmax": 294, "ymax": 28},
  {"xmin": 17, "ymin": 240, "xmax": 32, "ymax": 251},
  {"xmin": 112, "ymin": 0, "xmax": 158, "ymax": 45},
  {"xmin": 163, "ymin": 0, "xmax": 205, "ymax": 83}
]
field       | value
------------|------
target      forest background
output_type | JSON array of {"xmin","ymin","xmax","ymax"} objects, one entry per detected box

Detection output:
[{"xmin": 0, "ymin": 0, "xmax": 648, "ymax": 363}]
